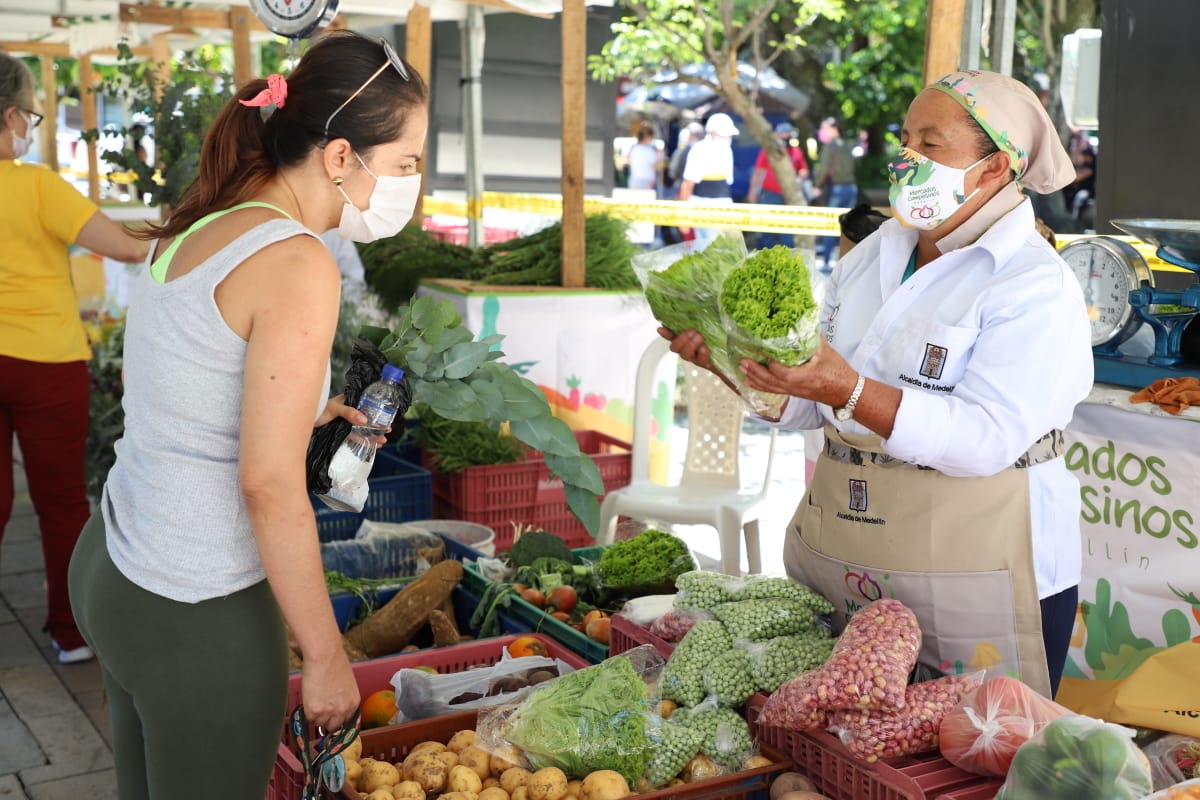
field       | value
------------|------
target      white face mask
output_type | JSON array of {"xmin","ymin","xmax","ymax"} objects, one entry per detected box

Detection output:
[
  {"xmin": 887, "ymin": 147, "xmax": 990, "ymax": 231},
  {"xmin": 336, "ymin": 152, "xmax": 421, "ymax": 243},
  {"xmin": 10, "ymin": 111, "xmax": 32, "ymax": 159}
]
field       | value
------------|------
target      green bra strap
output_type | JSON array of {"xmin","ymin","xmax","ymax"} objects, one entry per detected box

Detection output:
[{"xmin": 150, "ymin": 201, "xmax": 294, "ymax": 284}]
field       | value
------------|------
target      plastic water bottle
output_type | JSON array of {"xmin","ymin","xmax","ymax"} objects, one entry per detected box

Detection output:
[{"xmin": 320, "ymin": 365, "xmax": 407, "ymax": 512}]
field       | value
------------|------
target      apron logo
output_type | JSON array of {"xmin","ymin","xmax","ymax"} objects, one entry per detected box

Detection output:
[
  {"xmin": 848, "ymin": 479, "xmax": 868, "ymax": 512},
  {"xmin": 920, "ymin": 343, "xmax": 948, "ymax": 380}
]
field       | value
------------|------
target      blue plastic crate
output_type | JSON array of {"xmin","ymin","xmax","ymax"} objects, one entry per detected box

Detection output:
[
  {"xmin": 332, "ymin": 584, "xmax": 528, "ymax": 636},
  {"xmin": 312, "ymin": 457, "xmax": 432, "ymax": 543}
]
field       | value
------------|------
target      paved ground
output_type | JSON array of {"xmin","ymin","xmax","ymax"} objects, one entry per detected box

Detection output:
[
  {"xmin": 0, "ymin": 456, "xmax": 116, "ymax": 799},
  {"xmin": 0, "ymin": 417, "xmax": 807, "ymax": 799}
]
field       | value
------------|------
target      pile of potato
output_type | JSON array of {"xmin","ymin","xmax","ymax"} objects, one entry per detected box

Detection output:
[{"xmin": 340, "ymin": 727, "xmax": 634, "ymax": 800}]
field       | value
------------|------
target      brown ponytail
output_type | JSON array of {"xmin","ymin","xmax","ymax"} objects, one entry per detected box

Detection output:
[{"xmin": 141, "ymin": 30, "xmax": 427, "ymax": 240}]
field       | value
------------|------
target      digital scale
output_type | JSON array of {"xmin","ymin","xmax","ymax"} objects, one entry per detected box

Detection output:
[{"xmin": 1061, "ymin": 219, "xmax": 1200, "ymax": 389}]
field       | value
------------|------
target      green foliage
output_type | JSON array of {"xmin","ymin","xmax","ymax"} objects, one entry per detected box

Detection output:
[
  {"xmin": 412, "ymin": 404, "xmax": 523, "ymax": 473},
  {"xmin": 82, "ymin": 42, "xmax": 234, "ymax": 207},
  {"xmin": 84, "ymin": 314, "xmax": 126, "ymax": 500},
  {"xmin": 597, "ymin": 529, "xmax": 695, "ymax": 589},
  {"xmin": 359, "ymin": 224, "xmax": 487, "ymax": 311},
  {"xmin": 720, "ymin": 246, "xmax": 818, "ymax": 365},
  {"xmin": 479, "ymin": 214, "xmax": 641, "ymax": 289}
]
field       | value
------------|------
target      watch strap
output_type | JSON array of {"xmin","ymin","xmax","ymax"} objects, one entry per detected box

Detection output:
[{"xmin": 838, "ymin": 374, "xmax": 867, "ymax": 419}]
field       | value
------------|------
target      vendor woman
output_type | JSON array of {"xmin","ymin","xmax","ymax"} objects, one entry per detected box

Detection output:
[{"xmin": 665, "ymin": 70, "xmax": 1092, "ymax": 698}]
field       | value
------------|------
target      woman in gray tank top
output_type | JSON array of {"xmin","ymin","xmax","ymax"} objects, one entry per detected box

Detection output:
[{"xmin": 67, "ymin": 31, "xmax": 428, "ymax": 799}]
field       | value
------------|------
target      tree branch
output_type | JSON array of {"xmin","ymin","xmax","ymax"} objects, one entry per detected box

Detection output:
[
  {"xmin": 730, "ymin": 0, "xmax": 779, "ymax": 54},
  {"xmin": 694, "ymin": 0, "xmax": 723, "ymax": 67}
]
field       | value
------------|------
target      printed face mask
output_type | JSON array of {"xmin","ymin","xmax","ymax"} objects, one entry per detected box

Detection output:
[
  {"xmin": 336, "ymin": 153, "xmax": 421, "ymax": 243},
  {"xmin": 887, "ymin": 147, "xmax": 990, "ymax": 230},
  {"xmin": 10, "ymin": 111, "xmax": 32, "ymax": 158}
]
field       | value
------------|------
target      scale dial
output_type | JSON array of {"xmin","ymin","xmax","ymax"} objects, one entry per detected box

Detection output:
[
  {"xmin": 1061, "ymin": 237, "xmax": 1154, "ymax": 347},
  {"xmin": 249, "ymin": 0, "xmax": 338, "ymax": 39}
]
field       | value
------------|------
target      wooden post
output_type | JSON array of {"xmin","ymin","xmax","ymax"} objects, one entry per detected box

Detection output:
[
  {"xmin": 230, "ymin": 7, "xmax": 254, "ymax": 88},
  {"xmin": 405, "ymin": 4, "xmax": 432, "ymax": 222},
  {"xmin": 460, "ymin": 5, "xmax": 485, "ymax": 248},
  {"xmin": 38, "ymin": 55, "xmax": 58, "ymax": 171},
  {"xmin": 560, "ymin": 0, "xmax": 586, "ymax": 288},
  {"xmin": 923, "ymin": 0, "xmax": 967, "ymax": 85},
  {"xmin": 990, "ymin": 0, "xmax": 1017, "ymax": 75},
  {"xmin": 80, "ymin": 54, "xmax": 100, "ymax": 203},
  {"xmin": 151, "ymin": 32, "xmax": 170, "ymax": 100}
]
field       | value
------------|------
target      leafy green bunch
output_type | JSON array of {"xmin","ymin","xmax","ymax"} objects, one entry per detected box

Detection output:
[
  {"xmin": 720, "ymin": 246, "xmax": 819, "ymax": 366},
  {"xmin": 370, "ymin": 296, "xmax": 604, "ymax": 534},
  {"xmin": 597, "ymin": 528, "xmax": 694, "ymax": 589}
]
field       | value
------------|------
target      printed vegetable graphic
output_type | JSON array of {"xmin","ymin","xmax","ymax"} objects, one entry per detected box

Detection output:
[
  {"xmin": 583, "ymin": 392, "xmax": 607, "ymax": 410},
  {"xmin": 1079, "ymin": 578, "xmax": 1194, "ymax": 680},
  {"xmin": 967, "ymin": 641, "xmax": 1003, "ymax": 671},
  {"xmin": 1169, "ymin": 584, "xmax": 1200, "ymax": 644},
  {"xmin": 566, "ymin": 375, "xmax": 581, "ymax": 410}
]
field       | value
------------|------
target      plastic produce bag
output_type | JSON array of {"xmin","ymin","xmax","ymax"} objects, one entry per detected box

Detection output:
[
  {"xmin": 674, "ymin": 570, "xmax": 741, "ymax": 610},
  {"xmin": 648, "ymin": 607, "xmax": 716, "ymax": 643},
  {"xmin": 734, "ymin": 576, "xmax": 835, "ymax": 615},
  {"xmin": 938, "ymin": 675, "xmax": 1073, "ymax": 777},
  {"xmin": 829, "ymin": 672, "xmax": 984, "ymax": 763},
  {"xmin": 718, "ymin": 246, "xmax": 821, "ymax": 418},
  {"xmin": 995, "ymin": 715, "xmax": 1153, "ymax": 800},
  {"xmin": 476, "ymin": 645, "xmax": 666, "ymax": 784},
  {"xmin": 305, "ymin": 337, "xmax": 413, "ymax": 494},
  {"xmin": 669, "ymin": 697, "xmax": 757, "ymax": 772},
  {"xmin": 390, "ymin": 649, "xmax": 576, "ymax": 722},
  {"xmin": 745, "ymin": 634, "xmax": 836, "ymax": 693},
  {"xmin": 1141, "ymin": 778, "xmax": 1200, "ymax": 799},
  {"xmin": 619, "ymin": 594, "xmax": 678, "ymax": 627},
  {"xmin": 701, "ymin": 650, "xmax": 757, "ymax": 708},
  {"xmin": 643, "ymin": 718, "xmax": 704, "ymax": 788},
  {"xmin": 661, "ymin": 620, "xmax": 733, "ymax": 707},
  {"xmin": 319, "ymin": 521, "xmax": 444, "ymax": 580},
  {"xmin": 1144, "ymin": 734, "xmax": 1200, "ymax": 790},
  {"xmin": 712, "ymin": 598, "xmax": 819, "ymax": 641}
]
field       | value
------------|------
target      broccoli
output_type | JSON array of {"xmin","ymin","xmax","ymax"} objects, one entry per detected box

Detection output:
[
  {"xmin": 508, "ymin": 529, "xmax": 573, "ymax": 567},
  {"xmin": 719, "ymin": 246, "xmax": 819, "ymax": 366},
  {"xmin": 598, "ymin": 529, "xmax": 695, "ymax": 588},
  {"xmin": 515, "ymin": 557, "xmax": 576, "ymax": 594}
]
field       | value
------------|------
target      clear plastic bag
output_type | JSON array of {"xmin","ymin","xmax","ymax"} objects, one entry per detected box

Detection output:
[
  {"xmin": 390, "ymin": 648, "xmax": 575, "ymax": 722},
  {"xmin": 829, "ymin": 672, "xmax": 984, "ymax": 763},
  {"xmin": 476, "ymin": 645, "xmax": 666, "ymax": 784},
  {"xmin": 619, "ymin": 594, "xmax": 679, "ymax": 627},
  {"xmin": 938, "ymin": 675, "xmax": 1073, "ymax": 777},
  {"xmin": 712, "ymin": 598, "xmax": 819, "ymax": 641},
  {"xmin": 648, "ymin": 607, "xmax": 716, "ymax": 643},
  {"xmin": 643, "ymin": 717, "xmax": 704, "ymax": 788},
  {"xmin": 733, "ymin": 576, "xmax": 835, "ymax": 615},
  {"xmin": 1141, "ymin": 777, "xmax": 1200, "ymax": 799},
  {"xmin": 995, "ymin": 715, "xmax": 1153, "ymax": 800},
  {"xmin": 661, "ymin": 620, "xmax": 733, "ymax": 707},
  {"xmin": 674, "ymin": 570, "xmax": 742, "ymax": 610},
  {"xmin": 701, "ymin": 650, "xmax": 757, "ymax": 708},
  {"xmin": 669, "ymin": 696, "xmax": 757, "ymax": 771},
  {"xmin": 756, "ymin": 668, "xmax": 829, "ymax": 732},
  {"xmin": 745, "ymin": 634, "xmax": 836, "ymax": 693},
  {"xmin": 319, "ymin": 521, "xmax": 445, "ymax": 580},
  {"xmin": 1143, "ymin": 734, "xmax": 1200, "ymax": 791}
]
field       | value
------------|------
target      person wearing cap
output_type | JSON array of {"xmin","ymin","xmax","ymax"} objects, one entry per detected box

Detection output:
[
  {"xmin": 664, "ymin": 70, "xmax": 1092, "ymax": 698},
  {"xmin": 677, "ymin": 112, "xmax": 739, "ymax": 247},
  {"xmin": 812, "ymin": 117, "xmax": 860, "ymax": 268},
  {"xmin": 747, "ymin": 121, "xmax": 811, "ymax": 249}
]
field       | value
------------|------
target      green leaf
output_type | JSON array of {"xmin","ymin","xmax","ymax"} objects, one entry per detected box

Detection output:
[
  {"xmin": 493, "ymin": 370, "xmax": 550, "ymax": 421},
  {"xmin": 545, "ymin": 451, "xmax": 605, "ymax": 496},
  {"xmin": 468, "ymin": 376, "xmax": 509, "ymax": 421},
  {"xmin": 436, "ymin": 300, "xmax": 462, "ymax": 328},
  {"xmin": 510, "ymin": 415, "xmax": 579, "ymax": 458},
  {"xmin": 442, "ymin": 341, "xmax": 491, "ymax": 380},
  {"xmin": 563, "ymin": 482, "xmax": 601, "ymax": 538},
  {"xmin": 1162, "ymin": 608, "xmax": 1192, "ymax": 648},
  {"xmin": 406, "ymin": 360, "xmax": 428, "ymax": 378},
  {"xmin": 431, "ymin": 326, "xmax": 474, "ymax": 354},
  {"xmin": 417, "ymin": 380, "xmax": 480, "ymax": 414},
  {"xmin": 410, "ymin": 296, "xmax": 437, "ymax": 329},
  {"xmin": 359, "ymin": 325, "xmax": 391, "ymax": 346}
]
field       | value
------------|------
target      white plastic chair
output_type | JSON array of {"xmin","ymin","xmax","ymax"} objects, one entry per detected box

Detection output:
[{"xmin": 598, "ymin": 337, "xmax": 777, "ymax": 575}]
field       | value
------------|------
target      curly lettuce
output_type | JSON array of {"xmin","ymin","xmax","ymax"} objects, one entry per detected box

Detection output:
[{"xmin": 719, "ymin": 246, "xmax": 819, "ymax": 366}]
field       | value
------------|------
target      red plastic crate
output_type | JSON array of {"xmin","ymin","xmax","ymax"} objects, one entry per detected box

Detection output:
[
  {"xmin": 342, "ymin": 710, "xmax": 793, "ymax": 800},
  {"xmin": 425, "ymin": 430, "xmax": 632, "ymax": 550},
  {"xmin": 267, "ymin": 634, "xmax": 586, "ymax": 800},
  {"xmin": 609, "ymin": 613, "xmax": 677, "ymax": 660},
  {"xmin": 745, "ymin": 696, "xmax": 1003, "ymax": 800}
]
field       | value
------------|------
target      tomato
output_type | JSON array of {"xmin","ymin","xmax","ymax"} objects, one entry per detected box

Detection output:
[
  {"xmin": 519, "ymin": 587, "xmax": 546, "ymax": 608},
  {"xmin": 938, "ymin": 676, "xmax": 1069, "ymax": 776},
  {"xmin": 511, "ymin": 584, "xmax": 528, "ymax": 594},
  {"xmin": 581, "ymin": 609, "xmax": 608, "ymax": 626},
  {"xmin": 507, "ymin": 636, "xmax": 548, "ymax": 658},
  {"xmin": 585, "ymin": 617, "xmax": 611, "ymax": 645},
  {"xmin": 550, "ymin": 611, "xmax": 570, "ymax": 622},
  {"xmin": 547, "ymin": 585, "xmax": 578, "ymax": 614}
]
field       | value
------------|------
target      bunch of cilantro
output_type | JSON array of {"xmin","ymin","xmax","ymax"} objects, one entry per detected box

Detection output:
[{"xmin": 720, "ymin": 246, "xmax": 819, "ymax": 367}]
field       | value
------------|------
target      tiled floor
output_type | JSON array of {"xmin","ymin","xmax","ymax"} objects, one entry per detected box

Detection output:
[{"xmin": 0, "ymin": 460, "xmax": 116, "ymax": 799}]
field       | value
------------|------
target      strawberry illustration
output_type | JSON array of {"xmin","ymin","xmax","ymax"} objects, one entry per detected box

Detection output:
[{"xmin": 583, "ymin": 393, "xmax": 607, "ymax": 410}]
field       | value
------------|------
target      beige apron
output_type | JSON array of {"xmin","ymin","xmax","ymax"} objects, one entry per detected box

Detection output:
[{"xmin": 785, "ymin": 424, "xmax": 1054, "ymax": 697}]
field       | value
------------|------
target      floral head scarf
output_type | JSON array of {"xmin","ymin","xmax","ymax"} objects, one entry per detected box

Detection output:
[{"xmin": 930, "ymin": 70, "xmax": 1076, "ymax": 194}]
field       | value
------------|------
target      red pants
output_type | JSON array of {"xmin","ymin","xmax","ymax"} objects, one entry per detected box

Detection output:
[{"xmin": 0, "ymin": 355, "xmax": 91, "ymax": 649}]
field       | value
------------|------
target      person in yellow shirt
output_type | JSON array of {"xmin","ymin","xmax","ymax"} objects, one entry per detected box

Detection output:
[{"xmin": 0, "ymin": 53, "xmax": 148, "ymax": 664}]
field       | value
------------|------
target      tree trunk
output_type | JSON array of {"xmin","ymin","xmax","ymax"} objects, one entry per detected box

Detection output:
[{"xmin": 712, "ymin": 69, "xmax": 807, "ymax": 207}]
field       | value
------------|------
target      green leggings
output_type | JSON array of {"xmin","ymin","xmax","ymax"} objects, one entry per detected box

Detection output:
[{"xmin": 69, "ymin": 513, "xmax": 289, "ymax": 800}]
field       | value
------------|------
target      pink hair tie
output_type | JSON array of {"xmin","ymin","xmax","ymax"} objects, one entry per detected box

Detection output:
[{"xmin": 239, "ymin": 74, "xmax": 288, "ymax": 113}]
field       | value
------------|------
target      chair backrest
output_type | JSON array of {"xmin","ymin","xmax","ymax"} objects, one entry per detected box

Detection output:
[{"xmin": 679, "ymin": 364, "xmax": 744, "ymax": 490}]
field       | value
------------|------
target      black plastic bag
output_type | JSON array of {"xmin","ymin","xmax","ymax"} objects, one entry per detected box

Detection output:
[{"xmin": 305, "ymin": 337, "xmax": 413, "ymax": 494}]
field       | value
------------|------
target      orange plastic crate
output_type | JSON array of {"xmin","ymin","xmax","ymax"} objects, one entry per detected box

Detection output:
[
  {"xmin": 425, "ymin": 430, "xmax": 631, "ymax": 549},
  {"xmin": 267, "ymin": 634, "xmax": 586, "ymax": 800}
]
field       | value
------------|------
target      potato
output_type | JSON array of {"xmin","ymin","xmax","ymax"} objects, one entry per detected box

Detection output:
[
  {"xmin": 478, "ymin": 790, "xmax": 510, "ymax": 800},
  {"xmin": 441, "ymin": 794, "xmax": 477, "ymax": 800},
  {"xmin": 490, "ymin": 744, "xmax": 529, "ymax": 775},
  {"xmin": 528, "ymin": 766, "xmax": 568, "ymax": 800},
  {"xmin": 365, "ymin": 791, "xmax": 394, "ymax": 800},
  {"xmin": 392, "ymin": 780, "xmax": 425, "ymax": 800},
  {"xmin": 512, "ymin": 788, "xmax": 530, "ymax": 800},
  {"xmin": 459, "ymin": 745, "xmax": 493, "ymax": 780},
  {"xmin": 743, "ymin": 755, "xmax": 773, "ymax": 770},
  {"xmin": 483, "ymin": 777, "xmax": 501, "ymax": 790},
  {"xmin": 411, "ymin": 740, "xmax": 447, "ymax": 756},
  {"xmin": 770, "ymin": 773, "xmax": 817, "ymax": 799},
  {"xmin": 448, "ymin": 729, "xmax": 480, "ymax": 753},
  {"xmin": 344, "ymin": 737, "xmax": 364, "ymax": 762},
  {"xmin": 407, "ymin": 754, "xmax": 449, "ymax": 793},
  {"xmin": 579, "ymin": 770, "xmax": 630, "ymax": 800},
  {"xmin": 776, "ymin": 793, "xmax": 831, "ymax": 800},
  {"xmin": 565, "ymin": 780, "xmax": 582, "ymax": 796},
  {"xmin": 360, "ymin": 757, "xmax": 377, "ymax": 768},
  {"xmin": 449, "ymin": 764, "xmax": 485, "ymax": 795},
  {"xmin": 362, "ymin": 761, "xmax": 401, "ymax": 794},
  {"xmin": 500, "ymin": 767, "xmax": 532, "ymax": 794},
  {"xmin": 438, "ymin": 750, "xmax": 461, "ymax": 769},
  {"xmin": 682, "ymin": 754, "xmax": 721, "ymax": 783},
  {"xmin": 344, "ymin": 759, "xmax": 364, "ymax": 785},
  {"xmin": 668, "ymin": 779, "xmax": 685, "ymax": 787}
]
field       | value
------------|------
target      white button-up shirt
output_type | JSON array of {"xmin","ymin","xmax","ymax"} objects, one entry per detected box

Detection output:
[{"xmin": 774, "ymin": 190, "xmax": 1094, "ymax": 598}]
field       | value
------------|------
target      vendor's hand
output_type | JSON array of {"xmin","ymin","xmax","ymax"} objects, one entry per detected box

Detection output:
[
  {"xmin": 301, "ymin": 648, "xmax": 360, "ymax": 733},
  {"xmin": 738, "ymin": 339, "xmax": 859, "ymax": 408},
  {"xmin": 659, "ymin": 327, "xmax": 714, "ymax": 371}
]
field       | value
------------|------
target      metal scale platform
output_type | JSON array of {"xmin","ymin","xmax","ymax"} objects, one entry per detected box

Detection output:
[{"xmin": 1061, "ymin": 219, "xmax": 1200, "ymax": 389}]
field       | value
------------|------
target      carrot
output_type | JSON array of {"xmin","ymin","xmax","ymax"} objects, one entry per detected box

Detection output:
[{"xmin": 342, "ymin": 559, "xmax": 464, "ymax": 658}]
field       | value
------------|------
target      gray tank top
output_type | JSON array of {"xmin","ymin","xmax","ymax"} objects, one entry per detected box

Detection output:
[{"xmin": 102, "ymin": 207, "xmax": 331, "ymax": 602}]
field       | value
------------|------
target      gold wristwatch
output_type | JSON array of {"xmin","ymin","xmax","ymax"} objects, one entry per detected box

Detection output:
[{"xmin": 834, "ymin": 374, "xmax": 866, "ymax": 422}]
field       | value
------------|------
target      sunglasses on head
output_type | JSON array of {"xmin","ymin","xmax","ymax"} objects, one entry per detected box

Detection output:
[{"xmin": 323, "ymin": 39, "xmax": 409, "ymax": 142}]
